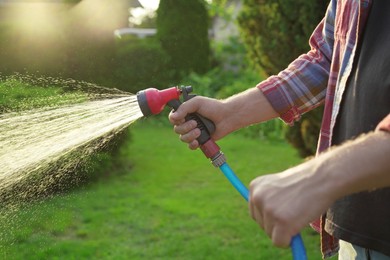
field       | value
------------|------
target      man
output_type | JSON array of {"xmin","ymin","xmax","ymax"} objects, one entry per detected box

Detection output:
[{"xmin": 169, "ymin": 0, "xmax": 390, "ymax": 259}]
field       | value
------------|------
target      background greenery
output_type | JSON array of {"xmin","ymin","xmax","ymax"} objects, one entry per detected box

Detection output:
[
  {"xmin": 157, "ymin": 0, "xmax": 211, "ymax": 82},
  {"xmin": 239, "ymin": 0, "xmax": 328, "ymax": 157}
]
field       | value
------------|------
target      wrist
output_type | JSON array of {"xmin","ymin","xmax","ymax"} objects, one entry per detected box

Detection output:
[{"xmin": 284, "ymin": 157, "xmax": 340, "ymax": 204}]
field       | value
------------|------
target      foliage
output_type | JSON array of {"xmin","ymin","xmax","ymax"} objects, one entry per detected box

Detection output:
[
  {"xmin": 181, "ymin": 34, "xmax": 285, "ymax": 141},
  {"xmin": 113, "ymin": 37, "xmax": 173, "ymax": 93},
  {"xmin": 0, "ymin": 122, "xmax": 322, "ymax": 259},
  {"xmin": 0, "ymin": 76, "xmax": 87, "ymax": 113},
  {"xmin": 238, "ymin": 0, "xmax": 328, "ymax": 76},
  {"xmin": 206, "ymin": 0, "xmax": 234, "ymax": 21},
  {"xmin": 180, "ymin": 35, "xmax": 255, "ymax": 97},
  {"xmin": 157, "ymin": 0, "xmax": 211, "ymax": 81},
  {"xmin": 185, "ymin": 71, "xmax": 279, "ymax": 142},
  {"xmin": 238, "ymin": 0, "xmax": 328, "ymax": 156},
  {"xmin": 184, "ymin": 68, "xmax": 286, "ymax": 141}
]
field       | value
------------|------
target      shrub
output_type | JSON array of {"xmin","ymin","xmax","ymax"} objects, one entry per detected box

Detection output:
[
  {"xmin": 238, "ymin": 0, "xmax": 328, "ymax": 156},
  {"xmin": 113, "ymin": 37, "xmax": 173, "ymax": 93},
  {"xmin": 157, "ymin": 0, "xmax": 211, "ymax": 81}
]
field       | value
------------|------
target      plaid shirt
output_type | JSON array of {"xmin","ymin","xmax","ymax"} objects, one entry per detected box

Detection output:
[{"xmin": 257, "ymin": 0, "xmax": 377, "ymax": 258}]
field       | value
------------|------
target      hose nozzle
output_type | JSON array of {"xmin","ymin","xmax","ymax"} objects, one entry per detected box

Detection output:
[
  {"xmin": 136, "ymin": 87, "xmax": 182, "ymax": 117},
  {"xmin": 136, "ymin": 86, "xmax": 218, "ymax": 160}
]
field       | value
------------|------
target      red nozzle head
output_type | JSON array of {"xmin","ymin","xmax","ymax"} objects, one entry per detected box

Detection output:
[{"xmin": 137, "ymin": 87, "xmax": 181, "ymax": 116}]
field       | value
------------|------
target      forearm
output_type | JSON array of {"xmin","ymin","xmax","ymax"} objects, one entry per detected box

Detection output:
[
  {"xmin": 170, "ymin": 87, "xmax": 279, "ymax": 144},
  {"xmin": 222, "ymin": 87, "xmax": 279, "ymax": 133},
  {"xmin": 319, "ymin": 131, "xmax": 390, "ymax": 199}
]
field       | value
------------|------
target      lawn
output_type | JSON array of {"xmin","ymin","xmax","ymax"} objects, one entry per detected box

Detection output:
[
  {"xmin": 0, "ymin": 120, "xmax": 322, "ymax": 259},
  {"xmin": 0, "ymin": 77, "xmax": 87, "ymax": 113}
]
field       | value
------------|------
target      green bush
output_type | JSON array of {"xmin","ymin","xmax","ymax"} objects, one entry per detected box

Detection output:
[
  {"xmin": 114, "ymin": 37, "xmax": 173, "ymax": 93},
  {"xmin": 157, "ymin": 0, "xmax": 211, "ymax": 81},
  {"xmin": 182, "ymin": 36, "xmax": 259, "ymax": 98},
  {"xmin": 238, "ymin": 0, "xmax": 328, "ymax": 156},
  {"xmin": 238, "ymin": 0, "xmax": 328, "ymax": 76}
]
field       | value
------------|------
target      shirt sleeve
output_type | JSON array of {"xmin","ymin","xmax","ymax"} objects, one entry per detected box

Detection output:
[
  {"xmin": 376, "ymin": 114, "xmax": 390, "ymax": 133},
  {"xmin": 257, "ymin": 2, "xmax": 336, "ymax": 125}
]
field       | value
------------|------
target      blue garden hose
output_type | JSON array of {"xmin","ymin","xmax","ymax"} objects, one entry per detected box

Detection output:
[{"xmin": 219, "ymin": 162, "xmax": 307, "ymax": 260}]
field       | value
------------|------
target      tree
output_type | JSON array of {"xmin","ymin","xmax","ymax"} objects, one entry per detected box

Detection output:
[
  {"xmin": 238, "ymin": 0, "xmax": 328, "ymax": 157},
  {"xmin": 156, "ymin": 0, "xmax": 211, "ymax": 81}
]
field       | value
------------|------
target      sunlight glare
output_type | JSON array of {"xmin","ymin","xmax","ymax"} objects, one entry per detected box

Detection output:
[
  {"xmin": 71, "ymin": 0, "xmax": 127, "ymax": 34},
  {"xmin": 138, "ymin": 0, "xmax": 160, "ymax": 10},
  {"xmin": 11, "ymin": 3, "xmax": 57, "ymax": 37}
]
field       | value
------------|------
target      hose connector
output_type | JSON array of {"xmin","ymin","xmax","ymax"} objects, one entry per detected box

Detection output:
[
  {"xmin": 198, "ymin": 139, "xmax": 226, "ymax": 167},
  {"xmin": 211, "ymin": 151, "xmax": 226, "ymax": 167}
]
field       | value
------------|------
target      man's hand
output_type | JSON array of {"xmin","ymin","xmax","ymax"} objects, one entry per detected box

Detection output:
[
  {"xmin": 249, "ymin": 130, "xmax": 390, "ymax": 248},
  {"xmin": 169, "ymin": 88, "xmax": 279, "ymax": 149},
  {"xmin": 168, "ymin": 96, "xmax": 230, "ymax": 149},
  {"xmin": 249, "ymin": 160, "xmax": 334, "ymax": 247}
]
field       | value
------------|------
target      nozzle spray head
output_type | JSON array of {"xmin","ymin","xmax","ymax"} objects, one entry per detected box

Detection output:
[{"xmin": 136, "ymin": 87, "xmax": 182, "ymax": 117}]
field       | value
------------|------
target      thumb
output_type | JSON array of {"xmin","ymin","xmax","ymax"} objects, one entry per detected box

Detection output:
[{"xmin": 171, "ymin": 97, "xmax": 202, "ymax": 121}]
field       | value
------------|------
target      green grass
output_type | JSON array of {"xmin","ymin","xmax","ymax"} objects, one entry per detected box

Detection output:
[
  {"xmin": 0, "ymin": 120, "xmax": 321, "ymax": 259},
  {"xmin": 0, "ymin": 78, "xmax": 87, "ymax": 112}
]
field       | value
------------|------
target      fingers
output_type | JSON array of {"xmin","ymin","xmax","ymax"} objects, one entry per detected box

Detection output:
[
  {"xmin": 188, "ymin": 140, "xmax": 200, "ymax": 150},
  {"xmin": 249, "ymin": 200, "xmax": 264, "ymax": 229},
  {"xmin": 173, "ymin": 120, "xmax": 197, "ymax": 135},
  {"xmin": 169, "ymin": 98, "xmax": 203, "ymax": 148},
  {"xmin": 249, "ymin": 179, "xmax": 265, "ymax": 229},
  {"xmin": 172, "ymin": 119, "xmax": 201, "ymax": 147},
  {"xmin": 168, "ymin": 96, "xmax": 226, "ymax": 148},
  {"xmin": 249, "ymin": 177, "xmax": 291, "ymax": 249},
  {"xmin": 263, "ymin": 211, "xmax": 291, "ymax": 248},
  {"xmin": 250, "ymin": 199, "xmax": 291, "ymax": 248},
  {"xmin": 179, "ymin": 128, "xmax": 201, "ymax": 146}
]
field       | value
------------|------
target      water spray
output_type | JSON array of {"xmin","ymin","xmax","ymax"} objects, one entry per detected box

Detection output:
[{"xmin": 136, "ymin": 86, "xmax": 307, "ymax": 260}]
